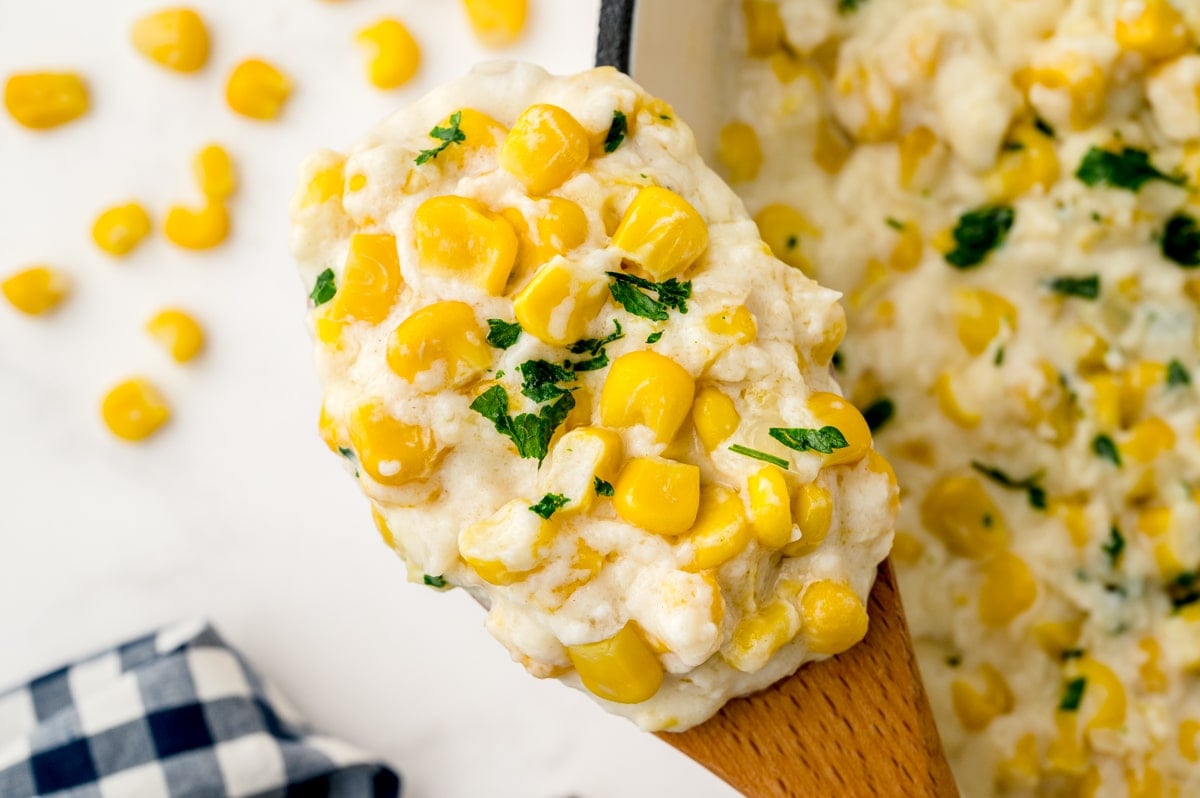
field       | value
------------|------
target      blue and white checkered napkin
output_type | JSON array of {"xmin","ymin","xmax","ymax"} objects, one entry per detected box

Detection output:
[{"xmin": 0, "ymin": 621, "xmax": 401, "ymax": 797}]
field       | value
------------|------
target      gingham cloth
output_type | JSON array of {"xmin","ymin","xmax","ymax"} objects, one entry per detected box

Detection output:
[{"xmin": 0, "ymin": 621, "xmax": 401, "ymax": 797}]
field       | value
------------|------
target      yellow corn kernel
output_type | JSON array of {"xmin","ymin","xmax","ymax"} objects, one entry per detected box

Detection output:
[
  {"xmin": 987, "ymin": 122, "xmax": 1060, "ymax": 201},
  {"xmin": 1052, "ymin": 499, "xmax": 1091, "ymax": 549},
  {"xmin": 101, "ymin": 378, "xmax": 170, "ymax": 442},
  {"xmin": 754, "ymin": 203, "xmax": 818, "ymax": 272},
  {"xmin": 717, "ymin": 121, "xmax": 763, "ymax": 183},
  {"xmin": 685, "ymin": 486, "xmax": 752, "ymax": 571},
  {"xmin": 953, "ymin": 289, "xmax": 1018, "ymax": 356},
  {"xmin": 1123, "ymin": 417, "xmax": 1176, "ymax": 463},
  {"xmin": 889, "ymin": 223, "xmax": 923, "ymax": 272},
  {"xmin": 951, "ymin": 664, "xmax": 1014, "ymax": 731},
  {"xmin": 540, "ymin": 426, "xmax": 623, "ymax": 514},
  {"xmin": 1045, "ymin": 712, "xmax": 1088, "ymax": 776},
  {"xmin": 742, "ymin": 0, "xmax": 784, "ymax": 56},
  {"xmin": 891, "ymin": 531, "xmax": 924, "ymax": 564},
  {"xmin": 567, "ymin": 622, "xmax": 663, "ymax": 704},
  {"xmin": 1139, "ymin": 638, "xmax": 1168, "ymax": 693},
  {"xmin": 799, "ymin": 580, "xmax": 868, "ymax": 656},
  {"xmin": 462, "ymin": 0, "xmax": 527, "ymax": 47},
  {"xmin": 387, "ymin": 301, "xmax": 492, "ymax": 390},
  {"xmin": 1121, "ymin": 361, "xmax": 1167, "ymax": 425},
  {"xmin": 1139, "ymin": 506, "xmax": 1172, "ymax": 540},
  {"xmin": 193, "ymin": 144, "xmax": 236, "ymax": 200},
  {"xmin": 600, "ymin": 350, "xmax": 695, "ymax": 443},
  {"xmin": 613, "ymin": 456, "xmax": 701, "ymax": 536},
  {"xmin": 3, "ymin": 72, "xmax": 88, "ymax": 130},
  {"xmin": 783, "ymin": 483, "xmax": 832, "ymax": 557},
  {"xmin": 512, "ymin": 259, "xmax": 608, "ymax": 346},
  {"xmin": 356, "ymin": 19, "xmax": 420, "ymax": 90},
  {"xmin": 370, "ymin": 505, "xmax": 396, "ymax": 549},
  {"xmin": 692, "ymin": 386, "xmax": 740, "ymax": 451},
  {"xmin": 1085, "ymin": 373, "xmax": 1121, "ymax": 431},
  {"xmin": 806, "ymin": 391, "xmax": 872, "ymax": 466},
  {"xmin": 705, "ymin": 306, "xmax": 758, "ymax": 345},
  {"xmin": 898, "ymin": 126, "xmax": 938, "ymax": 189},
  {"xmin": 1073, "ymin": 656, "xmax": 1127, "ymax": 732},
  {"xmin": 1115, "ymin": 0, "xmax": 1191, "ymax": 61},
  {"xmin": 436, "ymin": 109, "xmax": 507, "ymax": 168},
  {"xmin": 318, "ymin": 234, "xmax": 403, "ymax": 344},
  {"xmin": 812, "ymin": 307, "xmax": 845, "ymax": 367},
  {"xmin": 145, "ymin": 308, "xmax": 205, "ymax": 363},
  {"xmin": 92, "ymin": 202, "xmax": 152, "ymax": 257},
  {"xmin": 1021, "ymin": 55, "xmax": 1107, "ymax": 131},
  {"xmin": 505, "ymin": 197, "xmax": 589, "ymax": 278},
  {"xmin": 413, "ymin": 195, "xmax": 518, "ymax": 295},
  {"xmin": 725, "ymin": 600, "xmax": 799, "ymax": 673},
  {"xmin": 611, "ymin": 187, "xmax": 709, "ymax": 280},
  {"xmin": 131, "ymin": 8, "xmax": 210, "ymax": 73},
  {"xmin": 300, "ymin": 155, "xmax": 345, "ymax": 209},
  {"xmin": 164, "ymin": 201, "xmax": 229, "ymax": 250},
  {"xmin": 813, "ymin": 121, "xmax": 850, "ymax": 175},
  {"xmin": 978, "ymin": 552, "xmax": 1038, "ymax": 627},
  {"xmin": 920, "ymin": 475, "xmax": 1008, "ymax": 559},
  {"xmin": 348, "ymin": 402, "xmax": 443, "ymax": 487},
  {"xmin": 997, "ymin": 733, "xmax": 1040, "ymax": 791},
  {"xmin": 2, "ymin": 266, "xmax": 70, "ymax": 316},
  {"xmin": 225, "ymin": 59, "xmax": 292, "ymax": 121},
  {"xmin": 318, "ymin": 403, "xmax": 344, "ymax": 455},
  {"xmin": 747, "ymin": 467, "xmax": 792, "ymax": 549},
  {"xmin": 935, "ymin": 371, "xmax": 981, "ymax": 428},
  {"xmin": 459, "ymin": 499, "xmax": 553, "ymax": 585},
  {"xmin": 499, "ymin": 104, "xmax": 589, "ymax": 195},
  {"xmin": 1032, "ymin": 618, "xmax": 1083, "ymax": 658},
  {"xmin": 1180, "ymin": 719, "xmax": 1200, "ymax": 763}
]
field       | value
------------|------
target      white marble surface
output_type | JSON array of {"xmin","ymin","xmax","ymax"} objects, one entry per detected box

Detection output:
[{"xmin": 0, "ymin": 1, "xmax": 737, "ymax": 795}]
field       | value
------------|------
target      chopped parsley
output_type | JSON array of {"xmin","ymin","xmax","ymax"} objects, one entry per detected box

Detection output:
[
  {"xmin": 567, "ymin": 319, "xmax": 624, "ymax": 371},
  {"xmin": 768, "ymin": 426, "xmax": 849, "ymax": 455},
  {"xmin": 469, "ymin": 385, "xmax": 575, "ymax": 464},
  {"xmin": 486, "ymin": 319, "xmax": 522, "ymax": 350},
  {"xmin": 1046, "ymin": 274, "xmax": 1100, "ymax": 300},
  {"xmin": 1034, "ymin": 117, "xmax": 1056, "ymax": 138},
  {"xmin": 1168, "ymin": 572, "xmax": 1200, "ymax": 610},
  {"xmin": 945, "ymin": 205, "xmax": 1015, "ymax": 269},
  {"xmin": 886, "ymin": 217, "xmax": 906, "ymax": 231},
  {"xmin": 603, "ymin": 110, "xmax": 628, "ymax": 153},
  {"xmin": 837, "ymin": 0, "xmax": 866, "ymax": 11},
  {"xmin": 423, "ymin": 574, "xmax": 448, "ymax": 588},
  {"xmin": 1092, "ymin": 434, "xmax": 1122, "ymax": 467},
  {"xmin": 309, "ymin": 268, "xmax": 337, "ymax": 305},
  {"xmin": 337, "ymin": 446, "xmax": 355, "ymax": 461},
  {"xmin": 607, "ymin": 272, "xmax": 692, "ymax": 322},
  {"xmin": 415, "ymin": 110, "xmax": 466, "ymax": 165},
  {"xmin": 994, "ymin": 346, "xmax": 1006, "ymax": 367},
  {"xmin": 1162, "ymin": 212, "xmax": 1200, "ymax": 267},
  {"xmin": 861, "ymin": 397, "xmax": 894, "ymax": 433},
  {"xmin": 1075, "ymin": 146, "xmax": 1185, "ymax": 192},
  {"xmin": 1168, "ymin": 359, "xmax": 1192, "ymax": 388},
  {"xmin": 529, "ymin": 493, "xmax": 569, "ymax": 519},
  {"xmin": 970, "ymin": 461, "xmax": 1047, "ymax": 511},
  {"xmin": 518, "ymin": 359, "xmax": 576, "ymax": 402},
  {"xmin": 1059, "ymin": 677, "xmax": 1087, "ymax": 711},
  {"xmin": 1060, "ymin": 648, "xmax": 1085, "ymax": 661},
  {"xmin": 1101, "ymin": 526, "xmax": 1125, "ymax": 567},
  {"xmin": 729, "ymin": 444, "xmax": 790, "ymax": 469},
  {"xmin": 593, "ymin": 477, "xmax": 614, "ymax": 497},
  {"xmin": 646, "ymin": 331, "xmax": 663, "ymax": 344}
]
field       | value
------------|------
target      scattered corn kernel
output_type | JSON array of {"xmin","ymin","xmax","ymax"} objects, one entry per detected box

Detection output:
[
  {"xmin": 462, "ymin": 0, "xmax": 527, "ymax": 48},
  {"xmin": 754, "ymin": 203, "xmax": 818, "ymax": 272},
  {"xmin": 92, "ymin": 202, "xmax": 152, "ymax": 257},
  {"xmin": 193, "ymin": 144, "xmax": 236, "ymax": 200},
  {"xmin": 317, "ymin": 234, "xmax": 403, "ymax": 342},
  {"xmin": 505, "ymin": 197, "xmax": 590, "ymax": 278},
  {"xmin": 806, "ymin": 391, "xmax": 872, "ymax": 466},
  {"xmin": 685, "ymin": 486, "xmax": 752, "ymax": 571},
  {"xmin": 705, "ymin": 306, "xmax": 757, "ymax": 344},
  {"xmin": 726, "ymin": 600, "xmax": 799, "ymax": 673},
  {"xmin": 225, "ymin": 58, "xmax": 292, "ymax": 121},
  {"xmin": 935, "ymin": 371, "xmax": 982, "ymax": 428},
  {"xmin": 4, "ymin": 72, "xmax": 88, "ymax": 130},
  {"xmin": 692, "ymin": 385, "xmax": 740, "ymax": 451},
  {"xmin": 951, "ymin": 664, "xmax": 1014, "ymax": 731},
  {"xmin": 898, "ymin": 126, "xmax": 938, "ymax": 188},
  {"xmin": 611, "ymin": 187, "xmax": 709, "ymax": 280},
  {"xmin": 131, "ymin": 7, "xmax": 210, "ymax": 73},
  {"xmin": 145, "ymin": 308, "xmax": 205, "ymax": 363},
  {"xmin": 742, "ymin": 0, "xmax": 785, "ymax": 57},
  {"xmin": 746, "ymin": 466, "xmax": 792, "ymax": 549},
  {"xmin": 164, "ymin": 201, "xmax": 229, "ymax": 250},
  {"xmin": 600, "ymin": 350, "xmax": 696, "ymax": 443},
  {"xmin": 799, "ymin": 580, "xmax": 869, "ymax": 656},
  {"xmin": 500, "ymin": 104, "xmax": 590, "ymax": 195},
  {"xmin": 1180, "ymin": 719, "xmax": 1200, "ymax": 763},
  {"xmin": 613, "ymin": 456, "xmax": 701, "ymax": 536},
  {"xmin": 539, "ymin": 427, "xmax": 624, "ymax": 514},
  {"xmin": 1122, "ymin": 417, "xmax": 1176, "ymax": 463},
  {"xmin": 567, "ymin": 622, "xmax": 664, "ymax": 704},
  {"xmin": 978, "ymin": 552, "xmax": 1038, "ymax": 627},
  {"xmin": 387, "ymin": 301, "xmax": 492, "ymax": 390},
  {"xmin": 348, "ymin": 401, "xmax": 444, "ymax": 486},
  {"xmin": 513, "ymin": 259, "xmax": 607, "ymax": 346},
  {"xmin": 717, "ymin": 121, "xmax": 763, "ymax": 183},
  {"xmin": 953, "ymin": 289, "xmax": 1017, "ymax": 356},
  {"xmin": 2, "ymin": 266, "xmax": 69, "ymax": 315},
  {"xmin": 356, "ymin": 19, "xmax": 420, "ymax": 90},
  {"xmin": 1114, "ymin": 0, "xmax": 1191, "ymax": 62},
  {"xmin": 413, "ymin": 195, "xmax": 518, "ymax": 295},
  {"xmin": 459, "ymin": 499, "xmax": 552, "ymax": 585},
  {"xmin": 920, "ymin": 475, "xmax": 1009, "ymax": 559},
  {"xmin": 101, "ymin": 378, "xmax": 170, "ymax": 442},
  {"xmin": 784, "ymin": 482, "xmax": 833, "ymax": 557}
]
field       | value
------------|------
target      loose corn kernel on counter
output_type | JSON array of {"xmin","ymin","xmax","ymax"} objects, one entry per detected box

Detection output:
[
  {"xmin": 290, "ymin": 62, "xmax": 897, "ymax": 730},
  {"xmin": 728, "ymin": 0, "xmax": 1200, "ymax": 794}
]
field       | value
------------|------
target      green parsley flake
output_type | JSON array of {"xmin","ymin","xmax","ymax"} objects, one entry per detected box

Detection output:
[
  {"xmin": 469, "ymin": 385, "xmax": 575, "ymax": 464},
  {"xmin": 529, "ymin": 493, "xmax": 569, "ymax": 519},
  {"xmin": 768, "ymin": 426, "xmax": 849, "ymax": 455},
  {"xmin": 423, "ymin": 574, "xmax": 448, "ymax": 588},
  {"xmin": 607, "ymin": 272, "xmax": 692, "ymax": 322},
  {"xmin": 1059, "ymin": 677, "xmax": 1087, "ymax": 711},
  {"xmin": 1047, "ymin": 274, "xmax": 1100, "ymax": 300},
  {"xmin": 567, "ymin": 320, "xmax": 624, "ymax": 371},
  {"xmin": 837, "ymin": 0, "xmax": 866, "ymax": 11},
  {"xmin": 1163, "ymin": 212, "xmax": 1200, "ymax": 267},
  {"xmin": 593, "ymin": 477, "xmax": 614, "ymax": 497},
  {"xmin": 486, "ymin": 319, "xmax": 522, "ymax": 349},
  {"xmin": 646, "ymin": 331, "xmax": 663, "ymax": 344},
  {"xmin": 970, "ymin": 461, "xmax": 1047, "ymax": 511},
  {"xmin": 518, "ymin": 359, "xmax": 575, "ymax": 403},
  {"xmin": 1092, "ymin": 434, "xmax": 1122, "ymax": 467},
  {"xmin": 945, "ymin": 205, "xmax": 1015, "ymax": 269},
  {"xmin": 415, "ymin": 110, "xmax": 466, "ymax": 165},
  {"xmin": 1168, "ymin": 572, "xmax": 1200, "ymax": 610},
  {"xmin": 861, "ymin": 397, "xmax": 894, "ymax": 433},
  {"xmin": 886, "ymin": 217, "xmax": 906, "ymax": 231},
  {"xmin": 1034, "ymin": 117, "xmax": 1056, "ymax": 138},
  {"xmin": 1075, "ymin": 146, "xmax": 1185, "ymax": 192},
  {"xmin": 1102, "ymin": 526, "xmax": 1125, "ymax": 568},
  {"xmin": 1167, "ymin": 359, "xmax": 1192, "ymax": 388},
  {"xmin": 604, "ymin": 110, "xmax": 628, "ymax": 153},
  {"xmin": 337, "ymin": 446, "xmax": 355, "ymax": 461},
  {"xmin": 729, "ymin": 445, "xmax": 790, "ymax": 470},
  {"xmin": 309, "ymin": 268, "xmax": 337, "ymax": 305}
]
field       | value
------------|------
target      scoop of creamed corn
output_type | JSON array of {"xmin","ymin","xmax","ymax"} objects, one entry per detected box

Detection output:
[
  {"xmin": 289, "ymin": 62, "xmax": 896, "ymax": 730},
  {"xmin": 729, "ymin": 0, "xmax": 1200, "ymax": 793}
]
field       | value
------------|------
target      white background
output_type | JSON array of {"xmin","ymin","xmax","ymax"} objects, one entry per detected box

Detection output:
[{"xmin": 0, "ymin": 1, "xmax": 737, "ymax": 795}]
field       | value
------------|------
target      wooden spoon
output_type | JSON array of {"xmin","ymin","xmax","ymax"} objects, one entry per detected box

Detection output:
[{"xmin": 659, "ymin": 560, "xmax": 959, "ymax": 797}]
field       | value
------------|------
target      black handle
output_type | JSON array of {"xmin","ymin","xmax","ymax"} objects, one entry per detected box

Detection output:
[{"xmin": 596, "ymin": 0, "xmax": 636, "ymax": 72}]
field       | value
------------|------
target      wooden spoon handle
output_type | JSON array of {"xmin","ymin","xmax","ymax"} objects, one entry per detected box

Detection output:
[{"xmin": 659, "ymin": 560, "xmax": 958, "ymax": 797}]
